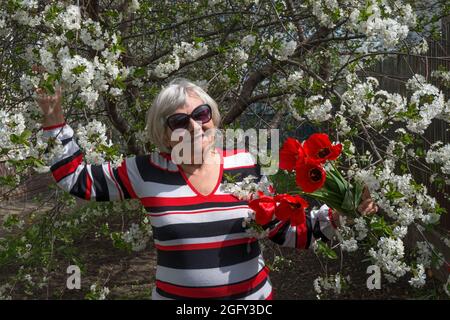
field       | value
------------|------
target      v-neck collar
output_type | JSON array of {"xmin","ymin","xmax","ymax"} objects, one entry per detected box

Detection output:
[{"xmin": 170, "ymin": 148, "xmax": 224, "ymax": 198}]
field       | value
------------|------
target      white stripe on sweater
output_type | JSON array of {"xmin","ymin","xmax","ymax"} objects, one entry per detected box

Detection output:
[
  {"xmin": 125, "ymin": 156, "xmax": 197, "ymax": 198},
  {"xmin": 154, "ymin": 232, "xmax": 252, "ymax": 247},
  {"xmin": 148, "ymin": 206, "xmax": 250, "ymax": 226},
  {"xmin": 223, "ymin": 152, "xmax": 256, "ymax": 169}
]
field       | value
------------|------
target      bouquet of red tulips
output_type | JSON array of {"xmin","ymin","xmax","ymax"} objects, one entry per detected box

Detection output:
[{"xmin": 248, "ymin": 133, "xmax": 365, "ymax": 228}]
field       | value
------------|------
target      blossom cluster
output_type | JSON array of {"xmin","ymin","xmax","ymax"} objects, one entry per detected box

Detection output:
[
  {"xmin": 313, "ymin": 273, "xmax": 349, "ymax": 299},
  {"xmin": 88, "ymin": 283, "xmax": 110, "ymax": 300},
  {"xmin": 347, "ymin": 1, "xmax": 414, "ymax": 50},
  {"xmin": 305, "ymin": 95, "xmax": 333, "ymax": 122},
  {"xmin": 426, "ymin": 142, "xmax": 450, "ymax": 177},
  {"xmin": 262, "ymin": 32, "xmax": 297, "ymax": 61},
  {"xmin": 152, "ymin": 41, "xmax": 209, "ymax": 78},
  {"xmin": 0, "ymin": 110, "xmax": 30, "ymax": 161},
  {"xmin": 76, "ymin": 120, "xmax": 123, "ymax": 168},
  {"xmin": 7, "ymin": 3, "xmax": 129, "ymax": 109},
  {"xmin": 121, "ymin": 218, "xmax": 153, "ymax": 252},
  {"xmin": 339, "ymin": 74, "xmax": 449, "ymax": 134}
]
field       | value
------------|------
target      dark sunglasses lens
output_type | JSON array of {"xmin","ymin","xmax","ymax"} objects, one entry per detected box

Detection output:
[
  {"xmin": 167, "ymin": 114, "xmax": 189, "ymax": 130},
  {"xmin": 192, "ymin": 105, "xmax": 212, "ymax": 123}
]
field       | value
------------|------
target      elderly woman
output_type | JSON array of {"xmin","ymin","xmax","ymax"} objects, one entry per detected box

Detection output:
[{"xmin": 37, "ymin": 78, "xmax": 377, "ymax": 300}]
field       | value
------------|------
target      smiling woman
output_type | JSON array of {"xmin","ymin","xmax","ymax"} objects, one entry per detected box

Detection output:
[{"xmin": 37, "ymin": 78, "xmax": 338, "ymax": 300}]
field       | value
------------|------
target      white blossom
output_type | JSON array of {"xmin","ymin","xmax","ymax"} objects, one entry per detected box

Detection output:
[
  {"xmin": 408, "ymin": 264, "xmax": 426, "ymax": 288},
  {"xmin": 426, "ymin": 143, "xmax": 450, "ymax": 175},
  {"xmin": 122, "ymin": 222, "xmax": 152, "ymax": 252},
  {"xmin": 369, "ymin": 237, "xmax": 410, "ymax": 279},
  {"xmin": 354, "ymin": 217, "xmax": 368, "ymax": 240},
  {"xmin": 341, "ymin": 238, "xmax": 358, "ymax": 252},
  {"xmin": 59, "ymin": 5, "xmax": 81, "ymax": 30},
  {"xmin": 305, "ymin": 95, "xmax": 333, "ymax": 122}
]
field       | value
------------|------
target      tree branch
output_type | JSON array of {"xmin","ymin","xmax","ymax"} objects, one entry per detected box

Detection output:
[
  {"xmin": 105, "ymin": 98, "xmax": 143, "ymax": 155},
  {"xmin": 219, "ymin": 63, "xmax": 278, "ymax": 127}
]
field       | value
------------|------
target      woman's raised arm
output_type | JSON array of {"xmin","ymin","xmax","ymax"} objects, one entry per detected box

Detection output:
[{"xmin": 36, "ymin": 84, "xmax": 137, "ymax": 202}]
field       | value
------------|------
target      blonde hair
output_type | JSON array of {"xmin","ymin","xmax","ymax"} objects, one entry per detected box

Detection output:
[{"xmin": 145, "ymin": 78, "xmax": 221, "ymax": 153}]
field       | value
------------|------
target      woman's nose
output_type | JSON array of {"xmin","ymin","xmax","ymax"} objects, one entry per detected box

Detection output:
[{"xmin": 188, "ymin": 118, "xmax": 203, "ymax": 132}]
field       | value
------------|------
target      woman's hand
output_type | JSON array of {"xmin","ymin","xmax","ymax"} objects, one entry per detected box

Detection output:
[
  {"xmin": 33, "ymin": 65, "xmax": 65, "ymax": 127},
  {"xmin": 357, "ymin": 185, "xmax": 379, "ymax": 216},
  {"xmin": 330, "ymin": 185, "xmax": 378, "ymax": 228}
]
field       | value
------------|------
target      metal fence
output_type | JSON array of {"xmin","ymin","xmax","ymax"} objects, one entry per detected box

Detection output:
[{"xmin": 363, "ymin": 17, "xmax": 450, "ymax": 229}]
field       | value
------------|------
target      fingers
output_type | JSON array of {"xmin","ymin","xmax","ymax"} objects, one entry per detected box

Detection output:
[
  {"xmin": 35, "ymin": 87, "xmax": 44, "ymax": 95},
  {"xmin": 358, "ymin": 199, "xmax": 379, "ymax": 215}
]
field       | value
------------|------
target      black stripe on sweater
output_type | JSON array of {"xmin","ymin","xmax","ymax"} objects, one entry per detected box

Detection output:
[
  {"xmin": 306, "ymin": 215, "xmax": 313, "ymax": 249},
  {"xmin": 157, "ymin": 240, "xmax": 261, "ymax": 269},
  {"xmin": 69, "ymin": 166, "xmax": 88, "ymax": 199},
  {"xmin": 112, "ymin": 167, "xmax": 131, "ymax": 199},
  {"xmin": 268, "ymin": 220, "xmax": 290, "ymax": 245},
  {"xmin": 50, "ymin": 149, "xmax": 83, "ymax": 176},
  {"xmin": 312, "ymin": 217, "xmax": 329, "ymax": 242},
  {"xmin": 221, "ymin": 166, "xmax": 259, "ymax": 183},
  {"xmin": 135, "ymin": 155, "xmax": 185, "ymax": 185},
  {"xmin": 152, "ymin": 218, "xmax": 246, "ymax": 241},
  {"xmin": 145, "ymin": 200, "xmax": 249, "ymax": 213},
  {"xmin": 91, "ymin": 165, "xmax": 109, "ymax": 201},
  {"xmin": 61, "ymin": 137, "xmax": 72, "ymax": 146}
]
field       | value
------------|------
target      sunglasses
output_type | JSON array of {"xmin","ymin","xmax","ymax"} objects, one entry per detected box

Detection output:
[{"xmin": 166, "ymin": 104, "xmax": 212, "ymax": 131}]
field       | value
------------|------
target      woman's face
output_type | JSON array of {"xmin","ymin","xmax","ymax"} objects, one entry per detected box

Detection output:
[{"xmin": 166, "ymin": 93, "xmax": 216, "ymax": 163}]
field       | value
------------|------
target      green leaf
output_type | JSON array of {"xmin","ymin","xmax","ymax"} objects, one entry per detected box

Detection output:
[
  {"xmin": 341, "ymin": 187, "xmax": 355, "ymax": 212},
  {"xmin": 223, "ymin": 173, "xmax": 241, "ymax": 183},
  {"xmin": 71, "ymin": 65, "xmax": 87, "ymax": 75},
  {"xmin": 369, "ymin": 217, "xmax": 392, "ymax": 237},
  {"xmin": 385, "ymin": 183, "xmax": 404, "ymax": 201},
  {"xmin": 353, "ymin": 182, "xmax": 364, "ymax": 209},
  {"xmin": 41, "ymin": 82, "xmax": 55, "ymax": 95},
  {"xmin": 9, "ymin": 130, "xmax": 31, "ymax": 146},
  {"xmin": 133, "ymin": 67, "xmax": 146, "ymax": 78},
  {"xmin": 0, "ymin": 175, "xmax": 17, "ymax": 187},
  {"xmin": 316, "ymin": 240, "xmax": 338, "ymax": 260}
]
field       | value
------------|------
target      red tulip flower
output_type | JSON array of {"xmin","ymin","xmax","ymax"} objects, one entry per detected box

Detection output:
[
  {"xmin": 303, "ymin": 133, "xmax": 342, "ymax": 164},
  {"xmin": 276, "ymin": 134, "xmax": 366, "ymax": 219},
  {"xmin": 248, "ymin": 192, "xmax": 276, "ymax": 225},
  {"xmin": 295, "ymin": 157, "xmax": 326, "ymax": 193},
  {"xmin": 274, "ymin": 194, "xmax": 309, "ymax": 226},
  {"xmin": 279, "ymin": 137, "xmax": 304, "ymax": 171}
]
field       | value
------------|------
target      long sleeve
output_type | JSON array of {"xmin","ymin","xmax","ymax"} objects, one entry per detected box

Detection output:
[
  {"xmin": 264, "ymin": 204, "xmax": 337, "ymax": 249},
  {"xmin": 41, "ymin": 122, "xmax": 136, "ymax": 201},
  {"xmin": 256, "ymin": 172, "xmax": 337, "ymax": 249}
]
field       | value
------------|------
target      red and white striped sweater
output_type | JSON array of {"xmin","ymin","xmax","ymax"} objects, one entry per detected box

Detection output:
[{"xmin": 42, "ymin": 122, "xmax": 335, "ymax": 300}]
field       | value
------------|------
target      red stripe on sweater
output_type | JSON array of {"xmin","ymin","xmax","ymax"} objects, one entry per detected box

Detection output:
[
  {"xmin": 140, "ymin": 194, "xmax": 242, "ymax": 207},
  {"xmin": 268, "ymin": 219, "xmax": 289, "ymax": 238},
  {"xmin": 117, "ymin": 160, "xmax": 138, "ymax": 199},
  {"xmin": 42, "ymin": 122, "xmax": 66, "ymax": 130},
  {"xmin": 147, "ymin": 205, "xmax": 250, "ymax": 217},
  {"xmin": 156, "ymin": 266, "xmax": 269, "ymax": 298},
  {"xmin": 85, "ymin": 170, "xmax": 92, "ymax": 200},
  {"xmin": 51, "ymin": 153, "xmax": 83, "ymax": 182},
  {"xmin": 155, "ymin": 237, "xmax": 256, "ymax": 251}
]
